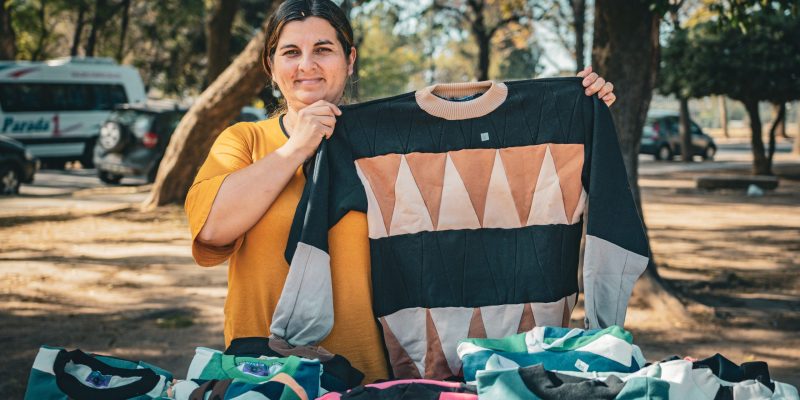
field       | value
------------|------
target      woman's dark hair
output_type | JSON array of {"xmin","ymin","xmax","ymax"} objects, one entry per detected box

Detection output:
[{"xmin": 262, "ymin": 0, "xmax": 355, "ymax": 80}]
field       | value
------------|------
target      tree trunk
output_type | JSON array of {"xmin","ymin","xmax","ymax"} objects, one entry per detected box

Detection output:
[
  {"xmin": 679, "ymin": 97, "xmax": 692, "ymax": 162},
  {"xmin": 767, "ymin": 102, "xmax": 785, "ymax": 168},
  {"xmin": 571, "ymin": 0, "xmax": 586, "ymax": 73},
  {"xmin": 773, "ymin": 102, "xmax": 787, "ymax": 139},
  {"xmin": 593, "ymin": 0, "xmax": 693, "ymax": 325},
  {"xmin": 32, "ymin": 0, "xmax": 47, "ymax": 61},
  {"xmin": 143, "ymin": 19, "xmax": 270, "ymax": 209},
  {"xmin": 86, "ymin": 0, "xmax": 105, "ymax": 57},
  {"xmin": 0, "ymin": 0, "xmax": 18, "ymax": 60},
  {"xmin": 205, "ymin": 0, "xmax": 240, "ymax": 87},
  {"xmin": 70, "ymin": 2, "xmax": 87, "ymax": 56},
  {"xmin": 718, "ymin": 96, "xmax": 729, "ymax": 138},
  {"xmin": 116, "ymin": 0, "xmax": 130, "ymax": 62},
  {"xmin": 744, "ymin": 100, "xmax": 771, "ymax": 175}
]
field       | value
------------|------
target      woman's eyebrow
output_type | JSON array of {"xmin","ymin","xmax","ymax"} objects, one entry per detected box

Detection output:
[
  {"xmin": 279, "ymin": 43, "xmax": 299, "ymax": 50},
  {"xmin": 315, "ymin": 39, "xmax": 334, "ymax": 46}
]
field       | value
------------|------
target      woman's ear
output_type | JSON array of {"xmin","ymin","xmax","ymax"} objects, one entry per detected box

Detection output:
[{"xmin": 348, "ymin": 46, "xmax": 357, "ymax": 76}]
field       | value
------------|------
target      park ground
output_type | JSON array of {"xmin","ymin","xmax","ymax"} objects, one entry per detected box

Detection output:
[{"xmin": 0, "ymin": 139, "xmax": 798, "ymax": 398}]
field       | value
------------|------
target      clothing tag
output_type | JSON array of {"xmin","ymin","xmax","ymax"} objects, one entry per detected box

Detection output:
[
  {"xmin": 480, "ymin": 132, "xmax": 490, "ymax": 141},
  {"xmin": 86, "ymin": 370, "xmax": 112, "ymax": 388},
  {"xmin": 575, "ymin": 359, "xmax": 590, "ymax": 372},
  {"xmin": 242, "ymin": 362, "xmax": 270, "ymax": 376}
]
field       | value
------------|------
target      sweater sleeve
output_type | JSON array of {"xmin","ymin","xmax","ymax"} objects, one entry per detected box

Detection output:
[
  {"xmin": 184, "ymin": 124, "xmax": 252, "ymax": 267},
  {"xmin": 582, "ymin": 97, "xmax": 650, "ymax": 329},
  {"xmin": 270, "ymin": 132, "xmax": 366, "ymax": 346}
]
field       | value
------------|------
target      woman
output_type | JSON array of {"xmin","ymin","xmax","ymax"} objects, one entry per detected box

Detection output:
[{"xmin": 185, "ymin": 0, "xmax": 616, "ymax": 384}]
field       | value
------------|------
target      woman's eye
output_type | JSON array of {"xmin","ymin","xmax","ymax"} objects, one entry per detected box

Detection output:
[
  {"xmin": 316, "ymin": 47, "xmax": 333, "ymax": 53},
  {"xmin": 283, "ymin": 50, "xmax": 299, "ymax": 56}
]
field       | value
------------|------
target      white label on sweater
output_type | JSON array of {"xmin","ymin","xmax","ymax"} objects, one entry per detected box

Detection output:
[
  {"xmin": 480, "ymin": 132, "xmax": 490, "ymax": 141},
  {"xmin": 575, "ymin": 359, "xmax": 590, "ymax": 372}
]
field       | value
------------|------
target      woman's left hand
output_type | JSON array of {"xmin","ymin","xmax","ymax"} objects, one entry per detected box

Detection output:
[{"xmin": 578, "ymin": 65, "xmax": 616, "ymax": 107}]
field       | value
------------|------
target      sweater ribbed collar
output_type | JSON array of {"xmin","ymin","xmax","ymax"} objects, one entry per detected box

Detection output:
[{"xmin": 415, "ymin": 80, "xmax": 508, "ymax": 120}]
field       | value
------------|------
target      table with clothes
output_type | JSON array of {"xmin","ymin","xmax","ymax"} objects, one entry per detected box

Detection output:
[
  {"xmin": 22, "ymin": 79, "xmax": 799, "ymax": 399},
  {"xmin": 23, "ymin": 325, "xmax": 800, "ymax": 399}
]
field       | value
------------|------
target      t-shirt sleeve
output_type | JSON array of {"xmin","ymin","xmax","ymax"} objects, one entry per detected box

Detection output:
[{"xmin": 184, "ymin": 124, "xmax": 253, "ymax": 267}]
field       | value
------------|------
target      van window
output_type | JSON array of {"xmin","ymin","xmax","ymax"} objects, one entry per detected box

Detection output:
[{"xmin": 0, "ymin": 83, "xmax": 129, "ymax": 112}]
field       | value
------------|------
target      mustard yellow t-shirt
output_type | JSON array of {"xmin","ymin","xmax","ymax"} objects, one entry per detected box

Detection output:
[{"xmin": 184, "ymin": 116, "xmax": 388, "ymax": 384}]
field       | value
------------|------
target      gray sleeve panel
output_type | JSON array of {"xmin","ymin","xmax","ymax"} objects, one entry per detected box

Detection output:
[
  {"xmin": 269, "ymin": 242, "xmax": 334, "ymax": 346},
  {"xmin": 583, "ymin": 234, "xmax": 649, "ymax": 329}
]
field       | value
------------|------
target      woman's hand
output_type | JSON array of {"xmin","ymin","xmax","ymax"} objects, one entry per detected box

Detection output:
[
  {"xmin": 578, "ymin": 66, "xmax": 616, "ymax": 107},
  {"xmin": 284, "ymin": 100, "xmax": 342, "ymax": 159}
]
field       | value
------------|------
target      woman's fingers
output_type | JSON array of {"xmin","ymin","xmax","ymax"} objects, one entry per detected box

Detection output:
[
  {"xmin": 597, "ymin": 82, "xmax": 614, "ymax": 99},
  {"xmin": 577, "ymin": 65, "xmax": 592, "ymax": 78},
  {"xmin": 602, "ymin": 93, "xmax": 616, "ymax": 107},
  {"xmin": 586, "ymin": 77, "xmax": 605, "ymax": 96}
]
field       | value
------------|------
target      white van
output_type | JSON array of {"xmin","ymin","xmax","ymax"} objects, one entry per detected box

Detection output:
[{"xmin": 0, "ymin": 57, "xmax": 146, "ymax": 168}]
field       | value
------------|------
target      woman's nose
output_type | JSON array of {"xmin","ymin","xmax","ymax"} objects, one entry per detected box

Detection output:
[{"xmin": 298, "ymin": 53, "xmax": 317, "ymax": 72}]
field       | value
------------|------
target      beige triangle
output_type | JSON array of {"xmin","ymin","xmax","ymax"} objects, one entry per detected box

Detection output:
[
  {"xmin": 448, "ymin": 149, "xmax": 496, "ymax": 226},
  {"xmin": 549, "ymin": 144, "xmax": 585, "ymax": 223},
  {"xmin": 390, "ymin": 156, "xmax": 435, "ymax": 236},
  {"xmin": 482, "ymin": 150, "xmax": 521, "ymax": 229},
  {"xmin": 480, "ymin": 303, "xmax": 525, "ymax": 339},
  {"xmin": 532, "ymin": 297, "xmax": 568, "ymax": 327},
  {"xmin": 499, "ymin": 145, "xmax": 547, "ymax": 226},
  {"xmin": 384, "ymin": 308, "xmax": 427, "ymax": 377},
  {"xmin": 355, "ymin": 163, "xmax": 388, "ymax": 238},
  {"xmin": 355, "ymin": 154, "xmax": 402, "ymax": 234},
  {"xmin": 571, "ymin": 188, "xmax": 587, "ymax": 224},
  {"xmin": 437, "ymin": 154, "xmax": 481, "ymax": 231},
  {"xmin": 527, "ymin": 146, "xmax": 569, "ymax": 226},
  {"xmin": 404, "ymin": 152, "xmax": 447, "ymax": 230},
  {"xmin": 429, "ymin": 307, "xmax": 474, "ymax": 377}
]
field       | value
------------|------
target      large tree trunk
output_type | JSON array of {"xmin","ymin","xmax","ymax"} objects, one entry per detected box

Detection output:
[
  {"xmin": 593, "ymin": 0, "xmax": 693, "ymax": 325},
  {"xmin": 116, "ymin": 0, "xmax": 130, "ymax": 62},
  {"xmin": 679, "ymin": 97, "xmax": 692, "ymax": 162},
  {"xmin": 143, "ymin": 19, "xmax": 270, "ymax": 209},
  {"xmin": 31, "ymin": 0, "xmax": 47, "ymax": 61},
  {"xmin": 467, "ymin": 0, "xmax": 491, "ymax": 81},
  {"xmin": 718, "ymin": 96, "xmax": 729, "ymax": 138},
  {"xmin": 744, "ymin": 100, "xmax": 771, "ymax": 175},
  {"xmin": 205, "ymin": 0, "xmax": 240, "ymax": 87},
  {"xmin": 70, "ymin": 2, "xmax": 87, "ymax": 56},
  {"xmin": 85, "ymin": 0, "xmax": 105, "ymax": 57},
  {"xmin": 0, "ymin": 0, "xmax": 18, "ymax": 60},
  {"xmin": 571, "ymin": 0, "xmax": 586, "ymax": 73}
]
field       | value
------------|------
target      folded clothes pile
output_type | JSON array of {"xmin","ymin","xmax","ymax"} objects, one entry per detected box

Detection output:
[{"xmin": 23, "ymin": 326, "xmax": 798, "ymax": 400}]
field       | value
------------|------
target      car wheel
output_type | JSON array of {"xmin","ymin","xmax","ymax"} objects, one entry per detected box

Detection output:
[
  {"xmin": 98, "ymin": 121, "xmax": 129, "ymax": 153},
  {"xmin": 655, "ymin": 145, "xmax": 673, "ymax": 161},
  {"xmin": 702, "ymin": 145, "xmax": 716, "ymax": 161},
  {"xmin": 98, "ymin": 170, "xmax": 123, "ymax": 185},
  {"xmin": 0, "ymin": 166, "xmax": 20, "ymax": 195}
]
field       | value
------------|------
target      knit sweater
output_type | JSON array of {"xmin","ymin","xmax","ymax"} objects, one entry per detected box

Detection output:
[{"xmin": 271, "ymin": 77, "xmax": 650, "ymax": 379}]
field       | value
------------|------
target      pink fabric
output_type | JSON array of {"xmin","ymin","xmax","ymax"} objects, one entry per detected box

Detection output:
[{"xmin": 315, "ymin": 379, "xmax": 475, "ymax": 400}]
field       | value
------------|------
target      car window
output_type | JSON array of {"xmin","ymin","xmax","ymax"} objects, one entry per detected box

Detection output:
[
  {"xmin": 0, "ymin": 83, "xmax": 129, "ymax": 112},
  {"xmin": 110, "ymin": 109, "xmax": 155, "ymax": 136}
]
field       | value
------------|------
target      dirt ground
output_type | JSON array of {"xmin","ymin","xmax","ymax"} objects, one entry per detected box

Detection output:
[{"xmin": 1, "ymin": 166, "xmax": 798, "ymax": 398}]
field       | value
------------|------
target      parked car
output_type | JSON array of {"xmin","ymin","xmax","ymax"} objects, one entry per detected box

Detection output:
[
  {"xmin": 0, "ymin": 134, "xmax": 39, "ymax": 194},
  {"xmin": 93, "ymin": 100, "xmax": 267, "ymax": 184},
  {"xmin": 640, "ymin": 110, "xmax": 717, "ymax": 161}
]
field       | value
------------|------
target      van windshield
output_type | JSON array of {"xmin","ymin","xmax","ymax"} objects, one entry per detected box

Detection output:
[{"xmin": 0, "ymin": 83, "xmax": 128, "ymax": 112}]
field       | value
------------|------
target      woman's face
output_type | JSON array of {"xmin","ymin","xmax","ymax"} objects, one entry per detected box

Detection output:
[{"xmin": 271, "ymin": 16, "xmax": 356, "ymax": 110}]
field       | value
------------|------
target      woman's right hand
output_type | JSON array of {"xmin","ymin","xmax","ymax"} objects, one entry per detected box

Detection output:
[{"xmin": 284, "ymin": 100, "xmax": 342, "ymax": 159}]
